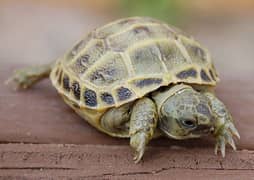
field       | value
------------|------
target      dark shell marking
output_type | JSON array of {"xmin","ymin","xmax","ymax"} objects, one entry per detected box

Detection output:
[
  {"xmin": 63, "ymin": 75, "xmax": 70, "ymax": 91},
  {"xmin": 72, "ymin": 81, "xmax": 81, "ymax": 100},
  {"xmin": 117, "ymin": 87, "xmax": 132, "ymax": 101},
  {"xmin": 200, "ymin": 69, "xmax": 211, "ymax": 82},
  {"xmin": 134, "ymin": 78, "xmax": 162, "ymax": 88},
  {"xmin": 133, "ymin": 26, "xmax": 150, "ymax": 34},
  {"xmin": 68, "ymin": 32, "xmax": 93, "ymax": 58},
  {"xmin": 78, "ymin": 54, "xmax": 90, "ymax": 65},
  {"xmin": 73, "ymin": 55, "xmax": 90, "ymax": 74},
  {"xmin": 87, "ymin": 54, "xmax": 128, "ymax": 86},
  {"xmin": 209, "ymin": 69, "xmax": 216, "ymax": 81},
  {"xmin": 101, "ymin": 92, "xmax": 115, "ymax": 105},
  {"xmin": 57, "ymin": 70, "xmax": 63, "ymax": 85},
  {"xmin": 84, "ymin": 89, "xmax": 97, "ymax": 107},
  {"xmin": 89, "ymin": 66, "xmax": 117, "ymax": 84},
  {"xmin": 176, "ymin": 68, "xmax": 197, "ymax": 79},
  {"xmin": 190, "ymin": 45, "xmax": 206, "ymax": 61}
]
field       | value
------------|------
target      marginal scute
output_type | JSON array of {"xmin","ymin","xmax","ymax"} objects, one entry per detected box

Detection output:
[
  {"xmin": 72, "ymin": 81, "xmax": 81, "ymax": 100},
  {"xmin": 200, "ymin": 69, "xmax": 211, "ymax": 82},
  {"xmin": 84, "ymin": 89, "xmax": 97, "ymax": 107},
  {"xmin": 117, "ymin": 87, "xmax": 133, "ymax": 101},
  {"xmin": 134, "ymin": 78, "xmax": 162, "ymax": 88},
  {"xmin": 63, "ymin": 75, "xmax": 70, "ymax": 91},
  {"xmin": 101, "ymin": 92, "xmax": 115, "ymax": 105},
  {"xmin": 176, "ymin": 68, "xmax": 197, "ymax": 79}
]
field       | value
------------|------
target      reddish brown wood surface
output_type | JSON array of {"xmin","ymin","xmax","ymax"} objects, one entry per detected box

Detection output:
[{"xmin": 0, "ymin": 144, "xmax": 254, "ymax": 179}]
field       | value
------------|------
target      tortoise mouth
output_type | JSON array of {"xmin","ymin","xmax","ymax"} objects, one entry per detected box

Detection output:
[
  {"xmin": 191, "ymin": 125, "xmax": 214, "ymax": 135},
  {"xmin": 159, "ymin": 123, "xmax": 201, "ymax": 140}
]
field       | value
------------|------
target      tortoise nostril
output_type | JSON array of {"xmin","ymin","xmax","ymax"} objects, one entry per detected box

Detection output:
[{"xmin": 210, "ymin": 127, "xmax": 215, "ymax": 133}]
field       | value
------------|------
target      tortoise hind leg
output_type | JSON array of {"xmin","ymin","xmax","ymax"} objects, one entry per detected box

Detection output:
[
  {"xmin": 6, "ymin": 62, "xmax": 54, "ymax": 90},
  {"xmin": 100, "ymin": 103, "xmax": 132, "ymax": 137}
]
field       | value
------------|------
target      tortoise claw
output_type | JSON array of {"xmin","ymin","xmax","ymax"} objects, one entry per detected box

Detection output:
[
  {"xmin": 133, "ymin": 148, "xmax": 145, "ymax": 164},
  {"xmin": 228, "ymin": 123, "xmax": 240, "ymax": 139},
  {"xmin": 214, "ymin": 122, "xmax": 240, "ymax": 157},
  {"xmin": 130, "ymin": 132, "xmax": 147, "ymax": 163}
]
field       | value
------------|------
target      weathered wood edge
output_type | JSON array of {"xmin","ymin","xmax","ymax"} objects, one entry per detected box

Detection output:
[{"xmin": 0, "ymin": 144, "xmax": 253, "ymax": 179}]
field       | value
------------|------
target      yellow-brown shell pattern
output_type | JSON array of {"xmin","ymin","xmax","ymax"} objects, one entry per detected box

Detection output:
[{"xmin": 50, "ymin": 17, "xmax": 219, "ymax": 110}]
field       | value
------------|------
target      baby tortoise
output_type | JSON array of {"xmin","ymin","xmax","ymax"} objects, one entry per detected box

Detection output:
[{"xmin": 8, "ymin": 17, "xmax": 240, "ymax": 163}]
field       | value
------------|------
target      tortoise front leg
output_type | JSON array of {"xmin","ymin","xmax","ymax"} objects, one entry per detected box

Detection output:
[
  {"xmin": 130, "ymin": 97, "xmax": 158, "ymax": 163},
  {"xmin": 203, "ymin": 92, "xmax": 240, "ymax": 157},
  {"xmin": 6, "ymin": 62, "xmax": 54, "ymax": 89}
]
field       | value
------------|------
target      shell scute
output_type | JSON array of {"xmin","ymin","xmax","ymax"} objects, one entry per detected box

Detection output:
[
  {"xmin": 107, "ymin": 23, "xmax": 174, "ymax": 51},
  {"xmin": 70, "ymin": 39, "xmax": 107, "ymax": 75},
  {"xmin": 179, "ymin": 36, "xmax": 208, "ymax": 64},
  {"xmin": 157, "ymin": 40, "xmax": 188, "ymax": 71},
  {"xmin": 67, "ymin": 32, "xmax": 93, "ymax": 59},
  {"xmin": 129, "ymin": 43, "xmax": 166, "ymax": 75},
  {"xmin": 85, "ymin": 53, "xmax": 129, "ymax": 87}
]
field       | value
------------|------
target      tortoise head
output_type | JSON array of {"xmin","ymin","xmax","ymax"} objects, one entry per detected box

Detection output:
[{"xmin": 154, "ymin": 84, "xmax": 215, "ymax": 139}]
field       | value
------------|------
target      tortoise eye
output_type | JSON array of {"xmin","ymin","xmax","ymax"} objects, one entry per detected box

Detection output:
[{"xmin": 181, "ymin": 119, "xmax": 196, "ymax": 128}]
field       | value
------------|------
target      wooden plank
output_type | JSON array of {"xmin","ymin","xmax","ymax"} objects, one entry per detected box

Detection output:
[
  {"xmin": 0, "ymin": 144, "xmax": 254, "ymax": 179},
  {"xmin": 1, "ymin": 169, "xmax": 253, "ymax": 180}
]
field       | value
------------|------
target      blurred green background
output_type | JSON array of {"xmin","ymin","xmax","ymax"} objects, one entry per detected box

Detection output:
[
  {"xmin": 1, "ymin": 0, "xmax": 254, "ymax": 79},
  {"xmin": 120, "ymin": 0, "xmax": 183, "ymax": 24}
]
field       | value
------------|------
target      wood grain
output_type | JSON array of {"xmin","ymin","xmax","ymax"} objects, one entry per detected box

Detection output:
[{"xmin": 0, "ymin": 144, "xmax": 254, "ymax": 179}]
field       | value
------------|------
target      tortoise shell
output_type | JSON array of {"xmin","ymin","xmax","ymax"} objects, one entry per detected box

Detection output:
[{"xmin": 50, "ymin": 17, "xmax": 219, "ymax": 110}]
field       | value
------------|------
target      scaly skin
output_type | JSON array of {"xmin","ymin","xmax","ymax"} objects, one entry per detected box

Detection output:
[
  {"xmin": 203, "ymin": 92, "xmax": 240, "ymax": 157},
  {"xmin": 6, "ymin": 63, "xmax": 54, "ymax": 89},
  {"xmin": 129, "ymin": 97, "xmax": 158, "ymax": 163}
]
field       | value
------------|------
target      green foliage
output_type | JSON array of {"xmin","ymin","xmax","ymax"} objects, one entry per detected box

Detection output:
[{"xmin": 120, "ymin": 0, "xmax": 184, "ymax": 25}]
